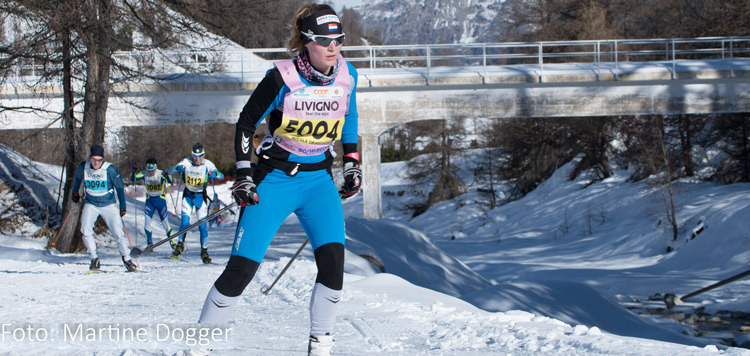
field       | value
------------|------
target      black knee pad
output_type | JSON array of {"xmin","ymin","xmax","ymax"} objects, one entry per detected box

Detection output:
[
  {"xmin": 214, "ymin": 255, "xmax": 260, "ymax": 297},
  {"xmin": 314, "ymin": 243, "xmax": 345, "ymax": 290}
]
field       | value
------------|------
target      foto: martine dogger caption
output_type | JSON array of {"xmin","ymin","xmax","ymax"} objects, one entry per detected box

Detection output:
[{"xmin": 1, "ymin": 322, "xmax": 233, "ymax": 349}]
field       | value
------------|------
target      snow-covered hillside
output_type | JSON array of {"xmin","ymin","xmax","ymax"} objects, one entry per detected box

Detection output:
[{"xmin": 1, "ymin": 144, "xmax": 750, "ymax": 355}]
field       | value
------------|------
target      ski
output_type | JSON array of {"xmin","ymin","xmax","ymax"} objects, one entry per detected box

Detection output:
[
  {"xmin": 83, "ymin": 269, "xmax": 144, "ymax": 274},
  {"xmin": 83, "ymin": 270, "xmax": 108, "ymax": 275},
  {"xmin": 162, "ymin": 256, "xmax": 188, "ymax": 262},
  {"xmin": 130, "ymin": 202, "xmax": 237, "ymax": 258}
]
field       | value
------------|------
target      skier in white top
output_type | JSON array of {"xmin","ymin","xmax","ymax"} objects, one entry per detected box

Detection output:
[{"xmin": 71, "ymin": 144, "xmax": 136, "ymax": 272}]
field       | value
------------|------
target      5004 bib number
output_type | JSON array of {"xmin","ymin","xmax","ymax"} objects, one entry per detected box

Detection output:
[{"xmin": 281, "ymin": 117, "xmax": 343, "ymax": 144}]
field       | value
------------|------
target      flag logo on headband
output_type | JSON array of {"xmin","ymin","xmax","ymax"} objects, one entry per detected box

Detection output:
[{"xmin": 328, "ymin": 23, "xmax": 339, "ymax": 32}]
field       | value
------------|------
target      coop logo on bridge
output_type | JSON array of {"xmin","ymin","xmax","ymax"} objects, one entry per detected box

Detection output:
[{"xmin": 0, "ymin": 322, "xmax": 234, "ymax": 349}]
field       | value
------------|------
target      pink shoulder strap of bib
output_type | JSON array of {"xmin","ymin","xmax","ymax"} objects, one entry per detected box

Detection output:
[{"xmin": 274, "ymin": 60, "xmax": 306, "ymax": 93}]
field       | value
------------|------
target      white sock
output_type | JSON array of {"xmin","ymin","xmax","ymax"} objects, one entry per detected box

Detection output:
[
  {"xmin": 309, "ymin": 283, "xmax": 342, "ymax": 336},
  {"xmin": 198, "ymin": 285, "xmax": 240, "ymax": 324}
]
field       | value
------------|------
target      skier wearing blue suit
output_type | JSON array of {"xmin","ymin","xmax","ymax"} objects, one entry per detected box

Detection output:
[
  {"xmin": 71, "ymin": 144, "xmax": 137, "ymax": 272},
  {"xmin": 196, "ymin": 4, "xmax": 362, "ymax": 356},
  {"xmin": 168, "ymin": 143, "xmax": 224, "ymax": 264},
  {"xmin": 130, "ymin": 157, "xmax": 173, "ymax": 248}
]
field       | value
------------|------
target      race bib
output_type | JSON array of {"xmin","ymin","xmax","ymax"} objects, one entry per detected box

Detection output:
[
  {"xmin": 277, "ymin": 116, "xmax": 344, "ymax": 145},
  {"xmin": 185, "ymin": 166, "xmax": 206, "ymax": 190}
]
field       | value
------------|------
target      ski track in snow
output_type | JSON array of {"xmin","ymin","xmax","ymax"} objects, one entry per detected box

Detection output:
[
  {"xmin": 0, "ymin": 232, "xmax": 746, "ymax": 355},
  {"xmin": 2, "ymin": 145, "xmax": 750, "ymax": 355}
]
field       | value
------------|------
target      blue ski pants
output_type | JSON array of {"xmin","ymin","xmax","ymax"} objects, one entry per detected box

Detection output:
[{"xmin": 231, "ymin": 169, "xmax": 345, "ymax": 263}]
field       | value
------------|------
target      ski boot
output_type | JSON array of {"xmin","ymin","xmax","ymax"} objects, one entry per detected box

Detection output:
[
  {"xmin": 201, "ymin": 248, "xmax": 212, "ymax": 264},
  {"xmin": 122, "ymin": 257, "xmax": 137, "ymax": 272},
  {"xmin": 168, "ymin": 229, "xmax": 176, "ymax": 249},
  {"xmin": 172, "ymin": 241, "xmax": 185, "ymax": 258},
  {"xmin": 308, "ymin": 334, "xmax": 334, "ymax": 356},
  {"xmin": 89, "ymin": 258, "xmax": 100, "ymax": 271},
  {"xmin": 146, "ymin": 242, "xmax": 154, "ymax": 253}
]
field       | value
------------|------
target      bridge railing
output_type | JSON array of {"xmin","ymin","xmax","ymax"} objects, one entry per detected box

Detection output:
[
  {"xmin": 337, "ymin": 37, "xmax": 750, "ymax": 82},
  {"xmin": 6, "ymin": 36, "xmax": 750, "ymax": 85}
]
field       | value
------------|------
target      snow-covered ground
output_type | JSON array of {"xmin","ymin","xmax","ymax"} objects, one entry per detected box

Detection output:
[{"xmin": 1, "ymin": 143, "xmax": 750, "ymax": 355}]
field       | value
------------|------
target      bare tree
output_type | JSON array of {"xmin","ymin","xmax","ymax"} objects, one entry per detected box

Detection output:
[
  {"xmin": 471, "ymin": 119, "xmax": 502, "ymax": 209},
  {"xmin": 711, "ymin": 114, "xmax": 750, "ymax": 183},
  {"xmin": 493, "ymin": 117, "xmax": 578, "ymax": 199},
  {"xmin": 0, "ymin": 0, "xmax": 264, "ymax": 253},
  {"xmin": 405, "ymin": 118, "xmax": 467, "ymax": 216},
  {"xmin": 663, "ymin": 114, "xmax": 709, "ymax": 178},
  {"xmin": 568, "ymin": 117, "xmax": 614, "ymax": 182},
  {"xmin": 620, "ymin": 116, "xmax": 679, "ymax": 241}
]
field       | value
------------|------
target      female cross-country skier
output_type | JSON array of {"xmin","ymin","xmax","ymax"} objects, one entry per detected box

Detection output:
[
  {"xmin": 168, "ymin": 143, "xmax": 224, "ymax": 264},
  {"xmin": 195, "ymin": 4, "xmax": 361, "ymax": 356},
  {"xmin": 71, "ymin": 144, "xmax": 137, "ymax": 272},
  {"xmin": 130, "ymin": 158, "xmax": 173, "ymax": 249}
]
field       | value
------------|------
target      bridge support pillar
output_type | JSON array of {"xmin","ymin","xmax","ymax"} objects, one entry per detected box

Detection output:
[{"xmin": 361, "ymin": 133, "xmax": 382, "ymax": 219}]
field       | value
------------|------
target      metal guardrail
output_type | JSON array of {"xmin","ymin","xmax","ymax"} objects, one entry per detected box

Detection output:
[
  {"xmin": 7, "ymin": 36, "xmax": 750, "ymax": 85},
  {"xmin": 337, "ymin": 37, "xmax": 750, "ymax": 83}
]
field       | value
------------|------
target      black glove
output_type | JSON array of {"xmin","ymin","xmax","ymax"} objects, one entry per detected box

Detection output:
[
  {"xmin": 132, "ymin": 163, "xmax": 138, "ymax": 172},
  {"xmin": 120, "ymin": 209, "xmax": 126, "ymax": 217},
  {"xmin": 71, "ymin": 192, "xmax": 80, "ymax": 203},
  {"xmin": 231, "ymin": 175, "xmax": 259, "ymax": 207},
  {"xmin": 340, "ymin": 161, "xmax": 362, "ymax": 199}
]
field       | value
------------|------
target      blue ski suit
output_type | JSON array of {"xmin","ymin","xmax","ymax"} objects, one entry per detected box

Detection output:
[{"xmin": 198, "ymin": 53, "xmax": 359, "ymax": 339}]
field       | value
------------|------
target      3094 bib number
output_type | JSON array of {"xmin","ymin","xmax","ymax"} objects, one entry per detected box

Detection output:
[{"xmin": 85, "ymin": 180, "xmax": 106, "ymax": 190}]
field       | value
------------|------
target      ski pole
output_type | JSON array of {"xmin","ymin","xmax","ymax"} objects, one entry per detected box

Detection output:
[
  {"xmin": 122, "ymin": 222, "xmax": 139, "ymax": 267},
  {"xmin": 49, "ymin": 208, "xmax": 72, "ymax": 248},
  {"xmin": 167, "ymin": 181, "xmax": 177, "ymax": 218},
  {"xmin": 55, "ymin": 163, "xmax": 65, "ymax": 214},
  {"xmin": 208, "ymin": 178, "xmax": 217, "ymax": 227},
  {"xmin": 130, "ymin": 202, "xmax": 236, "ymax": 258},
  {"xmin": 132, "ymin": 169, "xmax": 139, "ymax": 247},
  {"xmin": 173, "ymin": 173, "xmax": 183, "ymax": 218},
  {"xmin": 261, "ymin": 239, "xmax": 309, "ymax": 295},
  {"xmin": 664, "ymin": 267, "xmax": 750, "ymax": 309}
]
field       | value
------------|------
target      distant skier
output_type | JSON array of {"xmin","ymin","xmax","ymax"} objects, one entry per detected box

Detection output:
[
  {"xmin": 71, "ymin": 144, "xmax": 137, "ymax": 272},
  {"xmin": 207, "ymin": 194, "xmax": 229, "ymax": 228},
  {"xmin": 168, "ymin": 143, "xmax": 224, "ymax": 264},
  {"xmin": 130, "ymin": 157, "xmax": 173, "ymax": 249},
  {"xmin": 195, "ymin": 4, "xmax": 361, "ymax": 356}
]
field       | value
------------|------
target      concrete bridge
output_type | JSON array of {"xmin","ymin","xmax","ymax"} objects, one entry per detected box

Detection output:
[
  {"xmin": 2, "ymin": 37, "xmax": 750, "ymax": 218},
  {"xmin": 354, "ymin": 61, "xmax": 750, "ymax": 218}
]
